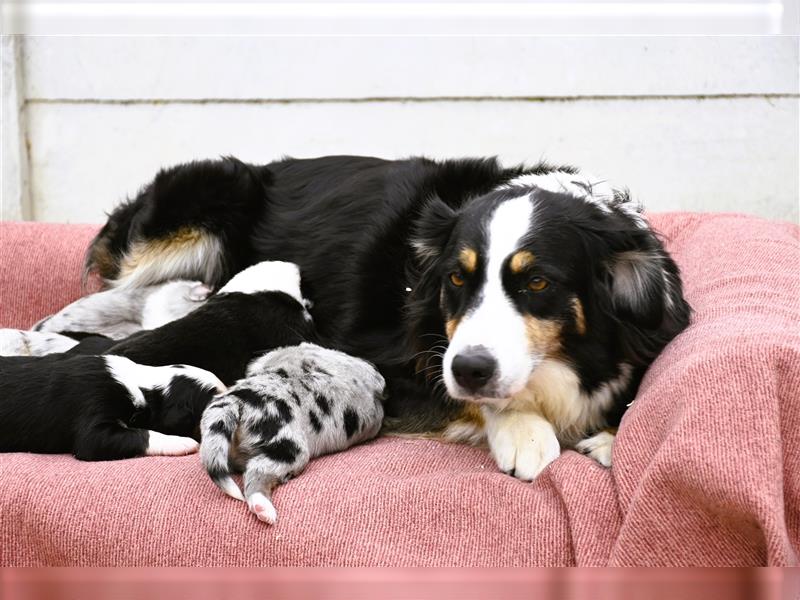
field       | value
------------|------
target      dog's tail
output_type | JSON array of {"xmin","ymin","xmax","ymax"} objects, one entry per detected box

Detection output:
[
  {"xmin": 199, "ymin": 394, "xmax": 245, "ymax": 501},
  {"xmin": 84, "ymin": 157, "xmax": 271, "ymax": 289}
]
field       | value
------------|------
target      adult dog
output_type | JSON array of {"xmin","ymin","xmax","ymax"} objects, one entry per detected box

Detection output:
[{"xmin": 85, "ymin": 155, "xmax": 691, "ymax": 480}]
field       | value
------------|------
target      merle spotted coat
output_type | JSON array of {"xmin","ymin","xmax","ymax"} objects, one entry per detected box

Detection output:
[{"xmin": 200, "ymin": 342, "xmax": 385, "ymax": 524}]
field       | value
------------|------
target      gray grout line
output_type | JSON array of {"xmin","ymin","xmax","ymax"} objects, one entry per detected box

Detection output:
[{"xmin": 23, "ymin": 93, "xmax": 800, "ymax": 106}]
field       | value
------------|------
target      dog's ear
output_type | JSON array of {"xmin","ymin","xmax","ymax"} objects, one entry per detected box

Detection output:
[
  {"xmin": 607, "ymin": 245, "xmax": 669, "ymax": 330},
  {"xmin": 411, "ymin": 195, "xmax": 459, "ymax": 269},
  {"xmin": 598, "ymin": 224, "xmax": 691, "ymax": 361}
]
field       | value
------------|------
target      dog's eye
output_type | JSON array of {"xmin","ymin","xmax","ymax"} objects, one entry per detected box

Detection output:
[
  {"xmin": 449, "ymin": 272, "xmax": 465, "ymax": 287},
  {"xmin": 527, "ymin": 277, "xmax": 549, "ymax": 292}
]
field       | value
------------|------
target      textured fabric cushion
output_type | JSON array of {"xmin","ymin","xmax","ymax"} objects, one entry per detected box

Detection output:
[
  {"xmin": 0, "ymin": 222, "xmax": 101, "ymax": 329},
  {"xmin": 0, "ymin": 214, "xmax": 798, "ymax": 566}
]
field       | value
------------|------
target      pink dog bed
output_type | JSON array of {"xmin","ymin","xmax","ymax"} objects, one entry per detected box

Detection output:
[{"xmin": 0, "ymin": 213, "xmax": 798, "ymax": 566}]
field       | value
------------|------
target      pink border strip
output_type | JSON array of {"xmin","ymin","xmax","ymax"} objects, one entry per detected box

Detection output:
[{"xmin": 1, "ymin": 567, "xmax": 796, "ymax": 600}]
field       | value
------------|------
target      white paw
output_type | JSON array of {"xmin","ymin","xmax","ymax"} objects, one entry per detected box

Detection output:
[
  {"xmin": 188, "ymin": 282, "xmax": 213, "ymax": 301},
  {"xmin": 247, "ymin": 492, "xmax": 278, "ymax": 524},
  {"xmin": 486, "ymin": 411, "xmax": 560, "ymax": 481},
  {"xmin": 575, "ymin": 430, "xmax": 615, "ymax": 467},
  {"xmin": 145, "ymin": 431, "xmax": 200, "ymax": 456}
]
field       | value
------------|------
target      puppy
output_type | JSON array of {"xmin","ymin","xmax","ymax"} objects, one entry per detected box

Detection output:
[
  {"xmin": 0, "ymin": 353, "xmax": 224, "ymax": 460},
  {"xmin": 1, "ymin": 280, "xmax": 210, "ymax": 357},
  {"xmin": 200, "ymin": 343, "xmax": 386, "ymax": 524},
  {"xmin": 0, "ymin": 329, "xmax": 83, "ymax": 356},
  {"xmin": 103, "ymin": 261, "xmax": 315, "ymax": 385},
  {"xmin": 33, "ymin": 279, "xmax": 212, "ymax": 340}
]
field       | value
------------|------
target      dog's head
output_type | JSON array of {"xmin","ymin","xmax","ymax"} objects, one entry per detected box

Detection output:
[{"xmin": 410, "ymin": 175, "xmax": 690, "ymax": 408}]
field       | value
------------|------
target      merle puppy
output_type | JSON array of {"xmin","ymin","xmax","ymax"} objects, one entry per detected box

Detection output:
[
  {"xmin": 200, "ymin": 342, "xmax": 386, "ymax": 524},
  {"xmin": 103, "ymin": 261, "xmax": 315, "ymax": 386},
  {"xmin": 0, "ymin": 353, "xmax": 225, "ymax": 460},
  {"xmin": 33, "ymin": 278, "xmax": 212, "ymax": 341},
  {"xmin": 1, "ymin": 279, "xmax": 212, "ymax": 358}
]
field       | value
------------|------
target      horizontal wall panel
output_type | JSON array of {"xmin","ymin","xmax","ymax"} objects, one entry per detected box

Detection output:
[
  {"xmin": 25, "ymin": 97, "xmax": 798, "ymax": 224},
  {"xmin": 4, "ymin": 3, "xmax": 789, "ymax": 36},
  {"xmin": 22, "ymin": 36, "xmax": 799, "ymax": 101}
]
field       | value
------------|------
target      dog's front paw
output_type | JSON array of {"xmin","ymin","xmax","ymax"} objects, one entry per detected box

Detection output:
[
  {"xmin": 575, "ymin": 430, "xmax": 615, "ymax": 467},
  {"xmin": 485, "ymin": 410, "xmax": 560, "ymax": 481}
]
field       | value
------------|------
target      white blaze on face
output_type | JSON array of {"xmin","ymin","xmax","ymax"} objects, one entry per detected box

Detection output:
[{"xmin": 443, "ymin": 195, "xmax": 537, "ymax": 403}]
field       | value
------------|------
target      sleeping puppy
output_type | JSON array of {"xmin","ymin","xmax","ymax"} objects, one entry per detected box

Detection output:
[
  {"xmin": 103, "ymin": 261, "xmax": 316, "ymax": 386},
  {"xmin": 32, "ymin": 279, "xmax": 212, "ymax": 341},
  {"xmin": 0, "ymin": 329, "xmax": 83, "ymax": 356},
  {"xmin": 1, "ymin": 279, "xmax": 212, "ymax": 358},
  {"xmin": 0, "ymin": 329, "xmax": 123, "ymax": 357},
  {"xmin": 0, "ymin": 353, "xmax": 224, "ymax": 460},
  {"xmin": 200, "ymin": 343, "xmax": 386, "ymax": 524}
]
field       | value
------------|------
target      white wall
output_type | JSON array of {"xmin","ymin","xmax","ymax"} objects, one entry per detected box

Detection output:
[{"xmin": 3, "ymin": 35, "xmax": 799, "ymax": 223}]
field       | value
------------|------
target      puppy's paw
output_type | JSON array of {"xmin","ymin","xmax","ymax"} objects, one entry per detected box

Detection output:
[
  {"xmin": 486, "ymin": 411, "xmax": 560, "ymax": 481},
  {"xmin": 145, "ymin": 431, "xmax": 200, "ymax": 456},
  {"xmin": 188, "ymin": 282, "xmax": 213, "ymax": 302},
  {"xmin": 575, "ymin": 430, "xmax": 615, "ymax": 467},
  {"xmin": 247, "ymin": 492, "xmax": 278, "ymax": 525}
]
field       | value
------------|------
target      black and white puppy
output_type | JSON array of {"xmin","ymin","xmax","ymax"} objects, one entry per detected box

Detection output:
[
  {"xmin": 103, "ymin": 261, "xmax": 316, "ymax": 386},
  {"xmin": 201, "ymin": 343, "xmax": 385, "ymax": 524},
  {"xmin": 0, "ymin": 353, "xmax": 224, "ymax": 460}
]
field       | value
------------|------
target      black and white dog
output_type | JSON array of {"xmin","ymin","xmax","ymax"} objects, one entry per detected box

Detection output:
[
  {"xmin": 0, "ymin": 353, "xmax": 224, "ymax": 460},
  {"xmin": 85, "ymin": 156, "xmax": 691, "ymax": 480}
]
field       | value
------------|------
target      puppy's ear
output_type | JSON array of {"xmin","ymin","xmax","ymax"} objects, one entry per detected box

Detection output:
[{"xmin": 411, "ymin": 195, "xmax": 458, "ymax": 269}]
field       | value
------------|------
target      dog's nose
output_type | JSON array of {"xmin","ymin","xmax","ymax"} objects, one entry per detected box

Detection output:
[{"xmin": 451, "ymin": 348, "xmax": 497, "ymax": 393}]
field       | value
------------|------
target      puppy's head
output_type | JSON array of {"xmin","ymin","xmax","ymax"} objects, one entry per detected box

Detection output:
[
  {"xmin": 134, "ymin": 365, "xmax": 226, "ymax": 438},
  {"xmin": 410, "ymin": 177, "xmax": 689, "ymax": 408}
]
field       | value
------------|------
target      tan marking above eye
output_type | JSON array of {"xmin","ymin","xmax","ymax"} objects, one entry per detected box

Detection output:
[
  {"xmin": 458, "ymin": 247, "xmax": 478, "ymax": 273},
  {"xmin": 510, "ymin": 250, "xmax": 535, "ymax": 273}
]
